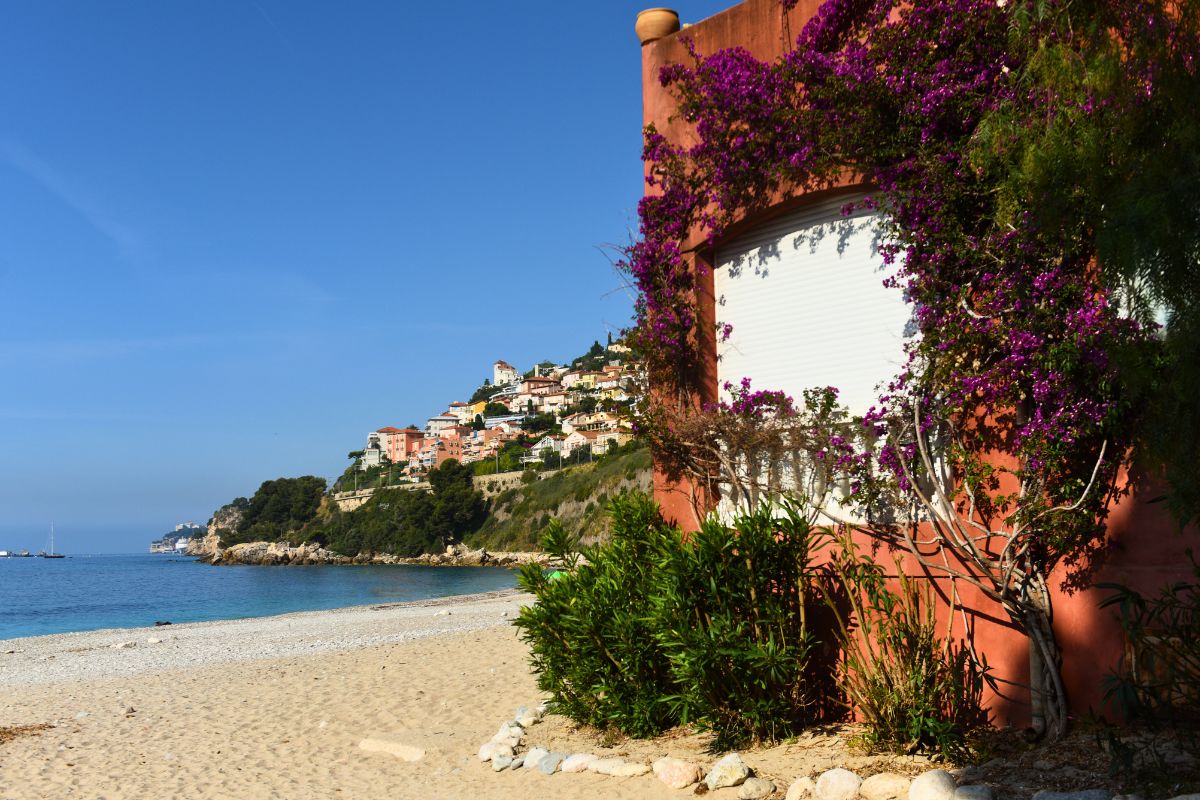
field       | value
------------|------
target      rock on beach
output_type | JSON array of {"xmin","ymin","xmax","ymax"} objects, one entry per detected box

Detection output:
[
  {"xmin": 816, "ymin": 768, "xmax": 861, "ymax": 800},
  {"xmin": 706, "ymin": 753, "xmax": 751, "ymax": 790},
  {"xmin": 910, "ymin": 770, "xmax": 958, "ymax": 800},
  {"xmin": 859, "ymin": 772, "xmax": 911, "ymax": 800},
  {"xmin": 561, "ymin": 753, "xmax": 599, "ymax": 773},
  {"xmin": 653, "ymin": 756, "xmax": 702, "ymax": 789},
  {"xmin": 739, "ymin": 777, "xmax": 776, "ymax": 799}
]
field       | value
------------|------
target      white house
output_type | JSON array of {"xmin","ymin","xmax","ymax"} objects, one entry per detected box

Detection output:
[
  {"xmin": 425, "ymin": 414, "xmax": 459, "ymax": 437},
  {"xmin": 493, "ymin": 360, "xmax": 520, "ymax": 386}
]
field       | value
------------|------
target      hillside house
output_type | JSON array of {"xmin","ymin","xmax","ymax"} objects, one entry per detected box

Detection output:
[
  {"xmin": 493, "ymin": 360, "xmax": 520, "ymax": 386},
  {"xmin": 375, "ymin": 426, "xmax": 424, "ymax": 464},
  {"xmin": 425, "ymin": 414, "xmax": 459, "ymax": 437}
]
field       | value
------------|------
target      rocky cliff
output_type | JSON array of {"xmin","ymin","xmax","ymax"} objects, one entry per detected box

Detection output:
[{"xmin": 186, "ymin": 501, "xmax": 243, "ymax": 558}]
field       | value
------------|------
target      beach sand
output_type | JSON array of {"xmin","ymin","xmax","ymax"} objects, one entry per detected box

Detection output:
[{"xmin": 0, "ymin": 590, "xmax": 931, "ymax": 800}]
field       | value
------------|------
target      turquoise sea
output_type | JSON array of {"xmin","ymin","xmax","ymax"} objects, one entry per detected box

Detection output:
[{"xmin": 0, "ymin": 553, "xmax": 518, "ymax": 640}]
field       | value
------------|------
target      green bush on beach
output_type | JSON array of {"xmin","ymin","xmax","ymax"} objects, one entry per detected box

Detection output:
[
  {"xmin": 516, "ymin": 491, "xmax": 986, "ymax": 754},
  {"xmin": 516, "ymin": 493, "xmax": 833, "ymax": 746}
]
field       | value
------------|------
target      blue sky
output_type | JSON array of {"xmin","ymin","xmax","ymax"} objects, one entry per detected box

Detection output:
[{"xmin": 0, "ymin": 1, "xmax": 734, "ymax": 554}]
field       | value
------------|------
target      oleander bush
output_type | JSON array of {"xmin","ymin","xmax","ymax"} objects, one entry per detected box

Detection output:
[
  {"xmin": 516, "ymin": 492, "xmax": 834, "ymax": 745},
  {"xmin": 517, "ymin": 492, "xmax": 989, "ymax": 751},
  {"xmin": 824, "ymin": 531, "xmax": 988, "ymax": 760},
  {"xmin": 515, "ymin": 493, "xmax": 679, "ymax": 737},
  {"xmin": 653, "ymin": 501, "xmax": 836, "ymax": 746}
]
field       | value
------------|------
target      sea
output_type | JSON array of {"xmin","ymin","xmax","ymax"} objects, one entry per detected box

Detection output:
[{"xmin": 0, "ymin": 553, "xmax": 519, "ymax": 641}]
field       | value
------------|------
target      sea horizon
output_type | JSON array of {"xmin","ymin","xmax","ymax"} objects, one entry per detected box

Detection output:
[{"xmin": 0, "ymin": 552, "xmax": 518, "ymax": 641}]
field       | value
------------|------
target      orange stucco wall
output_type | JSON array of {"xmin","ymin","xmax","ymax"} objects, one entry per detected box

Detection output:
[{"xmin": 640, "ymin": 0, "xmax": 1200, "ymax": 727}]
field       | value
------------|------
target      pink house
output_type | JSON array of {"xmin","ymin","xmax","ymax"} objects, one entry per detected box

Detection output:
[{"xmin": 375, "ymin": 426, "xmax": 424, "ymax": 464}]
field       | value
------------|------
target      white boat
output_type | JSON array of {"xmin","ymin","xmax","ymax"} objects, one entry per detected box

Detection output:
[{"xmin": 39, "ymin": 525, "xmax": 65, "ymax": 558}]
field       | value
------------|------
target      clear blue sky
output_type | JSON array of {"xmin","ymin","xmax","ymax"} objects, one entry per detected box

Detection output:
[{"xmin": 0, "ymin": 1, "xmax": 734, "ymax": 554}]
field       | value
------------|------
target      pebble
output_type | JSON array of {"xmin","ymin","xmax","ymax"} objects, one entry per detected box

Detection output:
[
  {"xmin": 110, "ymin": 641, "xmax": 135, "ymax": 650},
  {"xmin": 146, "ymin": 638, "xmax": 162, "ymax": 645},
  {"xmin": 785, "ymin": 776, "xmax": 817, "ymax": 800},
  {"xmin": 910, "ymin": 769, "xmax": 958, "ymax": 800},
  {"xmin": 492, "ymin": 754, "xmax": 514, "ymax": 771},
  {"xmin": 516, "ymin": 706, "xmax": 543, "ymax": 727},
  {"xmin": 607, "ymin": 761, "xmax": 651, "ymax": 778},
  {"xmin": 859, "ymin": 772, "xmax": 911, "ymax": 800},
  {"xmin": 510, "ymin": 755, "xmax": 525, "ymax": 769},
  {"xmin": 538, "ymin": 752, "xmax": 566, "ymax": 774},
  {"xmin": 124, "ymin": 706, "xmax": 136, "ymax": 715},
  {"xmin": 477, "ymin": 741, "xmax": 513, "ymax": 762},
  {"xmin": 523, "ymin": 746, "xmax": 549, "ymax": 771},
  {"xmin": 561, "ymin": 753, "xmax": 599, "ymax": 773},
  {"xmin": 74, "ymin": 712, "xmax": 88, "ymax": 720},
  {"xmin": 816, "ymin": 768, "xmax": 862, "ymax": 800},
  {"xmin": 653, "ymin": 756, "xmax": 702, "ymax": 790},
  {"xmin": 739, "ymin": 777, "xmax": 776, "ymax": 799},
  {"xmin": 705, "ymin": 753, "xmax": 751, "ymax": 790}
]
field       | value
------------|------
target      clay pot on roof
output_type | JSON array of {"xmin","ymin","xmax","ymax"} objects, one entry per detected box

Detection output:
[{"xmin": 635, "ymin": 8, "xmax": 680, "ymax": 45}]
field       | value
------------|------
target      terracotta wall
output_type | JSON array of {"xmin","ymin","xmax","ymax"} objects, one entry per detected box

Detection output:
[{"xmin": 638, "ymin": 0, "xmax": 1200, "ymax": 727}]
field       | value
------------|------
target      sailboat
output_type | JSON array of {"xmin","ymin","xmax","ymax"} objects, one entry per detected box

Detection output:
[{"xmin": 39, "ymin": 524, "xmax": 65, "ymax": 558}]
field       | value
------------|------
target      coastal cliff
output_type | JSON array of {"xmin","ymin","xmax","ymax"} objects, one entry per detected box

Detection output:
[
  {"xmin": 186, "ymin": 500, "xmax": 244, "ymax": 558},
  {"xmin": 196, "ymin": 446, "xmax": 649, "ymax": 566}
]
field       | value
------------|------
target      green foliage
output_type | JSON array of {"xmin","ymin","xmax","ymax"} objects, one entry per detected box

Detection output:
[
  {"xmin": 331, "ymin": 460, "xmax": 393, "ymax": 493},
  {"xmin": 515, "ymin": 495, "xmax": 680, "ymax": 737},
  {"xmin": 469, "ymin": 379, "xmax": 494, "ymax": 403},
  {"xmin": 516, "ymin": 494, "xmax": 835, "ymax": 746},
  {"xmin": 483, "ymin": 402, "xmax": 510, "ymax": 417},
  {"xmin": 653, "ymin": 502, "xmax": 835, "ymax": 746},
  {"xmin": 570, "ymin": 341, "xmax": 620, "ymax": 373},
  {"xmin": 570, "ymin": 395, "xmax": 599, "ymax": 415},
  {"xmin": 467, "ymin": 442, "xmax": 650, "ymax": 551},
  {"xmin": 522, "ymin": 413, "xmax": 557, "ymax": 433},
  {"xmin": 314, "ymin": 460, "xmax": 486, "ymax": 557},
  {"xmin": 224, "ymin": 476, "xmax": 327, "ymax": 545},
  {"xmin": 824, "ymin": 532, "xmax": 988, "ymax": 761}
]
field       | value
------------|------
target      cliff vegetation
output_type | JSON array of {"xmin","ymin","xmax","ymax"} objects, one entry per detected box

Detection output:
[{"xmin": 465, "ymin": 441, "xmax": 651, "ymax": 552}]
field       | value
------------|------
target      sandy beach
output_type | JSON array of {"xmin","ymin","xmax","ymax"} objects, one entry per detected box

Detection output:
[{"xmin": 0, "ymin": 590, "xmax": 941, "ymax": 800}]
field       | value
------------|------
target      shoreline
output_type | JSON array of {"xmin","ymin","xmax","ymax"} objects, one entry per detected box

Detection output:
[{"xmin": 0, "ymin": 589, "xmax": 531, "ymax": 688}]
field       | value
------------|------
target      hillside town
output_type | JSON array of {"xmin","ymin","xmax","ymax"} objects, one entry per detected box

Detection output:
[{"xmin": 349, "ymin": 341, "xmax": 640, "ymax": 483}]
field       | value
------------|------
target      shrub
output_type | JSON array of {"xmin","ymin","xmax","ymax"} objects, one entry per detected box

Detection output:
[
  {"xmin": 515, "ymin": 492, "xmax": 835, "ymax": 745},
  {"xmin": 824, "ymin": 531, "xmax": 987, "ymax": 760},
  {"xmin": 653, "ymin": 501, "xmax": 835, "ymax": 746},
  {"xmin": 515, "ymin": 494, "xmax": 679, "ymax": 736}
]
